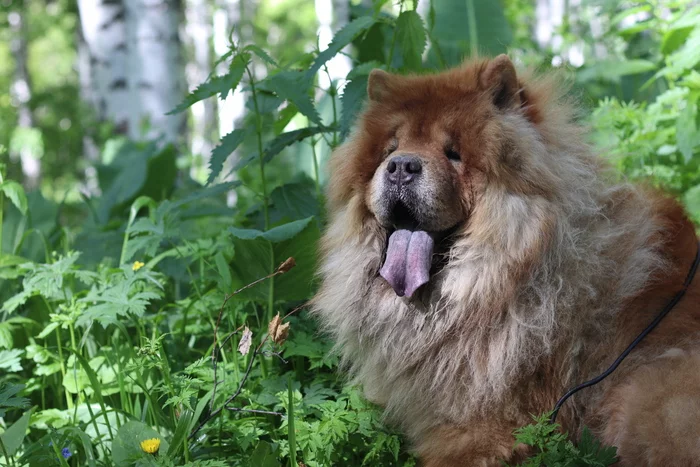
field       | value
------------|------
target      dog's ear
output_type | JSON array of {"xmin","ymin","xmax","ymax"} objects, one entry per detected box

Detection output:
[
  {"xmin": 367, "ymin": 69, "xmax": 393, "ymax": 102},
  {"xmin": 480, "ymin": 54, "xmax": 521, "ymax": 109}
]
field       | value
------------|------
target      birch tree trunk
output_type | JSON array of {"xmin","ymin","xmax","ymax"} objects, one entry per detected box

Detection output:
[
  {"xmin": 77, "ymin": 0, "xmax": 132, "ymax": 135},
  {"xmin": 126, "ymin": 0, "xmax": 186, "ymax": 142},
  {"xmin": 77, "ymin": 0, "xmax": 186, "ymax": 144},
  {"xmin": 9, "ymin": 0, "xmax": 41, "ymax": 189}
]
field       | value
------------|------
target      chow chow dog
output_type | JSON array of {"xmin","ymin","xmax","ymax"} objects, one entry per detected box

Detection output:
[{"xmin": 312, "ymin": 55, "xmax": 700, "ymax": 466}]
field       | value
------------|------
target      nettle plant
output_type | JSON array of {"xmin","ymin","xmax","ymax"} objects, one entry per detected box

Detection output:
[
  {"xmin": 587, "ymin": 3, "xmax": 700, "ymax": 224},
  {"xmin": 0, "ymin": 0, "xmax": 657, "ymax": 465},
  {"xmin": 0, "ymin": 2, "xmax": 437, "ymax": 466}
]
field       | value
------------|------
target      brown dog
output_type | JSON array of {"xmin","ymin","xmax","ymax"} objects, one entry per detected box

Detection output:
[{"xmin": 312, "ymin": 55, "xmax": 700, "ymax": 466}]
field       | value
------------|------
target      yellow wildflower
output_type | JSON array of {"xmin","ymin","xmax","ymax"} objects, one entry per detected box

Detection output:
[
  {"xmin": 140, "ymin": 438, "xmax": 160, "ymax": 454},
  {"xmin": 132, "ymin": 261, "xmax": 145, "ymax": 271}
]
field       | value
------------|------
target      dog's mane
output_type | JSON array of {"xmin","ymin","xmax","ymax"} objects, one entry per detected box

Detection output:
[{"xmin": 311, "ymin": 59, "xmax": 671, "ymax": 439}]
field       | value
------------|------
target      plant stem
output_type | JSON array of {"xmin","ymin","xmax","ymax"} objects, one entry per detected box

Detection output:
[
  {"xmin": 246, "ymin": 66, "xmax": 270, "ymax": 230},
  {"xmin": 0, "ymin": 168, "xmax": 4, "ymax": 255},
  {"xmin": 0, "ymin": 192, "xmax": 4, "ymax": 256},
  {"xmin": 311, "ymin": 138, "xmax": 322, "ymax": 201},
  {"xmin": 466, "ymin": 0, "xmax": 479, "ymax": 57},
  {"xmin": 325, "ymin": 66, "xmax": 339, "ymax": 148},
  {"xmin": 55, "ymin": 327, "xmax": 73, "ymax": 410},
  {"xmin": 69, "ymin": 324, "xmax": 78, "ymax": 353},
  {"xmin": 245, "ymin": 64, "xmax": 275, "ymax": 328}
]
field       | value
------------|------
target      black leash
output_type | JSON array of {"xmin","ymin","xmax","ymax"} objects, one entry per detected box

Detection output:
[{"xmin": 550, "ymin": 241, "xmax": 700, "ymax": 424}]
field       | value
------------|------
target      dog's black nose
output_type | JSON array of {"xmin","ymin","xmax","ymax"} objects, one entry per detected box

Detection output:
[{"xmin": 386, "ymin": 155, "xmax": 422, "ymax": 186}]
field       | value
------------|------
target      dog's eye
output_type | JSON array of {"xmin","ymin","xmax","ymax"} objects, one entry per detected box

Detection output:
[
  {"xmin": 444, "ymin": 148, "xmax": 461, "ymax": 161},
  {"xmin": 386, "ymin": 138, "xmax": 398, "ymax": 155}
]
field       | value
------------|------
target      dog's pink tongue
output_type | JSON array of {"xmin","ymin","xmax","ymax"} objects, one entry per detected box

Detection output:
[{"xmin": 379, "ymin": 230, "xmax": 434, "ymax": 298}]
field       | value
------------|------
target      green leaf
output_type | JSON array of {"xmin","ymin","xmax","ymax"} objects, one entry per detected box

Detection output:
[
  {"xmin": 167, "ymin": 408, "xmax": 193, "ymax": 458},
  {"xmin": 61, "ymin": 426, "xmax": 98, "ymax": 467},
  {"xmin": 577, "ymin": 427, "xmax": 618, "ymax": 465},
  {"xmin": 112, "ymin": 420, "xmax": 170, "ymax": 467},
  {"xmin": 662, "ymin": 6, "xmax": 700, "ymax": 55},
  {"xmin": 0, "ymin": 349, "xmax": 23, "ymax": 372},
  {"xmin": 169, "ymin": 53, "xmax": 249, "ymax": 114},
  {"xmin": 0, "ymin": 180, "xmax": 28, "ymax": 215},
  {"xmin": 171, "ymin": 181, "xmax": 241, "ymax": 210},
  {"xmin": 250, "ymin": 441, "xmax": 280, "ymax": 467},
  {"xmin": 96, "ymin": 141, "xmax": 177, "ymax": 223},
  {"xmin": 234, "ymin": 126, "xmax": 333, "ymax": 171},
  {"xmin": 268, "ymin": 181, "xmax": 321, "ymax": 225},
  {"xmin": 677, "ymin": 92, "xmax": 700, "ymax": 163},
  {"xmin": 228, "ymin": 217, "xmax": 319, "ymax": 302},
  {"xmin": 36, "ymin": 321, "xmax": 60, "ymax": 339},
  {"xmin": 0, "ymin": 317, "xmax": 31, "ymax": 350},
  {"xmin": 340, "ymin": 77, "xmax": 369, "ymax": 141},
  {"xmin": 229, "ymin": 217, "xmax": 311, "ymax": 243},
  {"xmin": 577, "ymin": 59, "xmax": 658, "ymax": 83},
  {"xmin": 207, "ymin": 129, "xmax": 247, "ymax": 184},
  {"xmin": 667, "ymin": 27, "xmax": 700, "ymax": 76},
  {"xmin": 428, "ymin": 0, "xmax": 511, "ymax": 65},
  {"xmin": 0, "ymin": 254, "xmax": 28, "ymax": 280},
  {"xmin": 0, "ymin": 383, "xmax": 29, "ymax": 418},
  {"xmin": 77, "ymin": 273, "xmax": 163, "ymax": 327},
  {"xmin": 347, "ymin": 61, "xmax": 384, "ymax": 80},
  {"xmin": 244, "ymin": 44, "xmax": 279, "ymax": 68},
  {"xmin": 214, "ymin": 251, "xmax": 232, "ymax": 291},
  {"xmin": 264, "ymin": 71, "xmax": 319, "ymax": 123},
  {"xmin": 307, "ymin": 16, "xmax": 377, "ymax": 78},
  {"xmin": 0, "ymin": 408, "xmax": 33, "ymax": 456},
  {"xmin": 395, "ymin": 11, "xmax": 427, "ymax": 71},
  {"xmin": 661, "ymin": 26, "xmax": 695, "ymax": 55},
  {"xmin": 684, "ymin": 184, "xmax": 700, "ymax": 222}
]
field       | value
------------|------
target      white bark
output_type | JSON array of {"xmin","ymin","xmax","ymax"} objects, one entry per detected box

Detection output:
[
  {"xmin": 8, "ymin": 1, "xmax": 41, "ymax": 189},
  {"xmin": 77, "ymin": 24, "xmax": 100, "ymax": 163},
  {"xmin": 77, "ymin": 0, "xmax": 186, "ymax": 143},
  {"xmin": 126, "ymin": 0, "xmax": 186, "ymax": 142},
  {"xmin": 77, "ymin": 0, "xmax": 132, "ymax": 134}
]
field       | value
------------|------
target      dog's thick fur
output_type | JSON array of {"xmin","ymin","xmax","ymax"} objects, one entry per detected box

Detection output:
[{"xmin": 312, "ymin": 55, "xmax": 700, "ymax": 466}]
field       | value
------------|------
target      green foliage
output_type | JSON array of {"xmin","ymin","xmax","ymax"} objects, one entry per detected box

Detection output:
[
  {"xmin": 428, "ymin": 0, "xmax": 512, "ymax": 65},
  {"xmin": 111, "ymin": 421, "xmax": 171, "ymax": 466},
  {"xmin": 2, "ymin": 1, "xmax": 700, "ymax": 466},
  {"xmin": 306, "ymin": 16, "xmax": 377, "ymax": 78},
  {"xmin": 0, "ymin": 383, "xmax": 30, "ymax": 417},
  {"xmin": 1, "ymin": 6, "xmax": 428, "ymax": 465},
  {"xmin": 0, "ymin": 179, "xmax": 28, "ymax": 215},
  {"xmin": 586, "ymin": 2, "xmax": 700, "ymax": 223},
  {"xmin": 168, "ymin": 54, "xmax": 249, "ymax": 116},
  {"xmin": 207, "ymin": 130, "xmax": 246, "ymax": 184},
  {"xmin": 1, "ymin": 408, "xmax": 34, "ymax": 457},
  {"xmin": 510, "ymin": 414, "xmax": 617, "ymax": 467},
  {"xmin": 395, "ymin": 11, "xmax": 427, "ymax": 71}
]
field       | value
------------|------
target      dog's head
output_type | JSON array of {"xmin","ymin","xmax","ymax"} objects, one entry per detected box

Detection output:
[{"xmin": 328, "ymin": 55, "xmax": 577, "ymax": 298}]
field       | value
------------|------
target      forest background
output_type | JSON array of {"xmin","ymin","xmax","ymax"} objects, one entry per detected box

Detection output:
[{"xmin": 1, "ymin": 0, "xmax": 699, "ymax": 465}]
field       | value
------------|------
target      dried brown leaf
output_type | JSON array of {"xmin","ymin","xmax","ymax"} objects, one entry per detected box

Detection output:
[
  {"xmin": 238, "ymin": 326, "xmax": 253, "ymax": 355},
  {"xmin": 267, "ymin": 313, "xmax": 291, "ymax": 345},
  {"xmin": 276, "ymin": 257, "xmax": 296, "ymax": 274}
]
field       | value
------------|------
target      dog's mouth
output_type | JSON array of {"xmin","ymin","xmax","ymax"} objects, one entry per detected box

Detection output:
[{"xmin": 379, "ymin": 202, "xmax": 459, "ymax": 298}]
